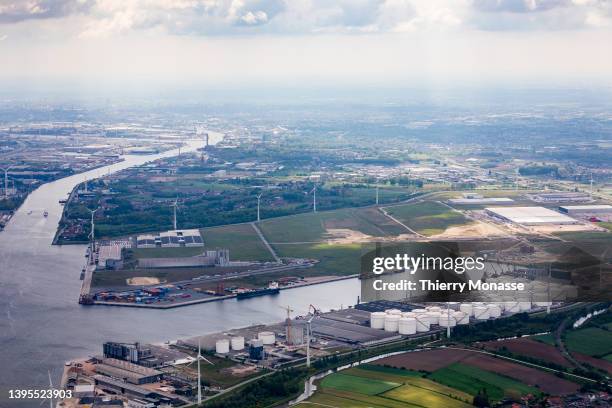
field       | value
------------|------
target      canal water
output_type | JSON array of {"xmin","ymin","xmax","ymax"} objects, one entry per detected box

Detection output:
[{"xmin": 0, "ymin": 133, "xmax": 359, "ymax": 406}]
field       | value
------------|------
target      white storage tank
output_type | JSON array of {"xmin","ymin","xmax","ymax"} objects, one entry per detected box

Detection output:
[
  {"xmin": 534, "ymin": 301, "xmax": 552, "ymax": 307},
  {"xmin": 459, "ymin": 303, "xmax": 473, "ymax": 316},
  {"xmin": 486, "ymin": 304, "xmax": 502, "ymax": 318},
  {"xmin": 439, "ymin": 315, "xmax": 456, "ymax": 327},
  {"xmin": 518, "ymin": 301, "xmax": 531, "ymax": 312},
  {"xmin": 385, "ymin": 309, "xmax": 402, "ymax": 316},
  {"xmin": 370, "ymin": 312, "xmax": 387, "ymax": 329},
  {"xmin": 402, "ymin": 312, "xmax": 417, "ymax": 318},
  {"xmin": 412, "ymin": 308, "xmax": 428, "ymax": 314},
  {"xmin": 398, "ymin": 317, "xmax": 417, "ymax": 335},
  {"xmin": 427, "ymin": 311, "xmax": 441, "ymax": 325},
  {"xmin": 415, "ymin": 315, "xmax": 431, "ymax": 332},
  {"xmin": 453, "ymin": 311, "xmax": 470, "ymax": 325},
  {"xmin": 473, "ymin": 306, "xmax": 490, "ymax": 320},
  {"xmin": 505, "ymin": 301, "xmax": 520, "ymax": 313},
  {"xmin": 231, "ymin": 336, "xmax": 245, "ymax": 351},
  {"xmin": 426, "ymin": 306, "xmax": 442, "ymax": 313},
  {"xmin": 258, "ymin": 331, "xmax": 276, "ymax": 345},
  {"xmin": 384, "ymin": 314, "xmax": 400, "ymax": 332},
  {"xmin": 447, "ymin": 302, "xmax": 460, "ymax": 311},
  {"xmin": 215, "ymin": 339, "xmax": 230, "ymax": 354}
]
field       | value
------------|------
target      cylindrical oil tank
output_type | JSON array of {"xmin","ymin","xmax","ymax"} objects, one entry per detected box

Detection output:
[
  {"xmin": 486, "ymin": 304, "xmax": 502, "ymax": 318},
  {"xmin": 398, "ymin": 317, "xmax": 417, "ymax": 335},
  {"xmin": 385, "ymin": 309, "xmax": 402, "ymax": 316},
  {"xmin": 412, "ymin": 308, "xmax": 428, "ymax": 314},
  {"xmin": 402, "ymin": 312, "xmax": 417, "ymax": 318},
  {"xmin": 447, "ymin": 302, "xmax": 460, "ymax": 311},
  {"xmin": 518, "ymin": 301, "xmax": 531, "ymax": 312},
  {"xmin": 426, "ymin": 306, "xmax": 442, "ymax": 313},
  {"xmin": 384, "ymin": 314, "xmax": 400, "ymax": 332},
  {"xmin": 473, "ymin": 306, "xmax": 490, "ymax": 320},
  {"xmin": 231, "ymin": 336, "xmax": 245, "ymax": 351},
  {"xmin": 534, "ymin": 301, "xmax": 552, "ymax": 307},
  {"xmin": 216, "ymin": 339, "xmax": 230, "ymax": 354},
  {"xmin": 453, "ymin": 311, "xmax": 469, "ymax": 325},
  {"xmin": 427, "ymin": 311, "xmax": 441, "ymax": 325},
  {"xmin": 415, "ymin": 315, "xmax": 431, "ymax": 332},
  {"xmin": 459, "ymin": 303, "xmax": 473, "ymax": 316},
  {"xmin": 370, "ymin": 312, "xmax": 386, "ymax": 329},
  {"xmin": 438, "ymin": 315, "xmax": 456, "ymax": 327},
  {"xmin": 258, "ymin": 331, "xmax": 276, "ymax": 345}
]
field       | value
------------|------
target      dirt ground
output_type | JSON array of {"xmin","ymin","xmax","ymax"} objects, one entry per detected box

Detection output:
[
  {"xmin": 530, "ymin": 223, "xmax": 600, "ymax": 234},
  {"xmin": 461, "ymin": 353, "xmax": 579, "ymax": 395},
  {"xmin": 478, "ymin": 338, "xmax": 572, "ymax": 367},
  {"xmin": 126, "ymin": 277, "xmax": 162, "ymax": 285},
  {"xmin": 374, "ymin": 348, "xmax": 475, "ymax": 371},
  {"xmin": 375, "ymin": 348, "xmax": 579, "ymax": 396},
  {"xmin": 430, "ymin": 221, "xmax": 508, "ymax": 239}
]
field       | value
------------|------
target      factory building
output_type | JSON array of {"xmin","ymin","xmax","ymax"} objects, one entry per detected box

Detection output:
[
  {"xmin": 528, "ymin": 192, "xmax": 592, "ymax": 203},
  {"xmin": 249, "ymin": 339, "xmax": 265, "ymax": 360},
  {"xmin": 95, "ymin": 358, "xmax": 163, "ymax": 385},
  {"xmin": 103, "ymin": 342, "xmax": 152, "ymax": 363},
  {"xmin": 485, "ymin": 206, "xmax": 578, "ymax": 225},
  {"xmin": 137, "ymin": 249, "xmax": 229, "ymax": 268},
  {"xmin": 136, "ymin": 229, "xmax": 204, "ymax": 249},
  {"xmin": 558, "ymin": 205, "xmax": 612, "ymax": 216}
]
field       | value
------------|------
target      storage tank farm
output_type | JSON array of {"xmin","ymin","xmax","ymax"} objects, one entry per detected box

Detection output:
[{"xmin": 366, "ymin": 299, "xmax": 539, "ymax": 337}]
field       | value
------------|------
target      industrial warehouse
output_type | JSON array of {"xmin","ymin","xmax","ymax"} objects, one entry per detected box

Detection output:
[{"xmin": 485, "ymin": 206, "xmax": 578, "ymax": 225}]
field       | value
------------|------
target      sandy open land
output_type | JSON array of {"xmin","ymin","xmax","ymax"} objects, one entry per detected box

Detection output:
[{"xmin": 127, "ymin": 277, "xmax": 162, "ymax": 286}]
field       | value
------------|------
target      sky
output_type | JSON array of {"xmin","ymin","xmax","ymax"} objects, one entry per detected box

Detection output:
[{"xmin": 1, "ymin": 0, "xmax": 612, "ymax": 95}]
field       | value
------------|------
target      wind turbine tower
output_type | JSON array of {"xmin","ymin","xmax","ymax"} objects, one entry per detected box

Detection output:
[
  {"xmin": 1, "ymin": 165, "xmax": 13, "ymax": 198},
  {"xmin": 311, "ymin": 186, "xmax": 317, "ymax": 213},
  {"xmin": 375, "ymin": 183, "xmax": 379, "ymax": 205},
  {"xmin": 256, "ymin": 193, "xmax": 262, "ymax": 222},
  {"xmin": 172, "ymin": 199, "xmax": 178, "ymax": 230},
  {"xmin": 590, "ymin": 172, "xmax": 594, "ymax": 198}
]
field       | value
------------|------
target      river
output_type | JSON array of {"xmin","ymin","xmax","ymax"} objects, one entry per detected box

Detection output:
[{"xmin": 0, "ymin": 132, "xmax": 359, "ymax": 407}]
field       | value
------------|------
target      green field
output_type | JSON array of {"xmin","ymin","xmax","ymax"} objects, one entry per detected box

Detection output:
[
  {"xmin": 385, "ymin": 201, "xmax": 471, "ymax": 235},
  {"xmin": 382, "ymin": 385, "xmax": 473, "ymax": 408},
  {"xmin": 309, "ymin": 368, "xmax": 472, "ymax": 408},
  {"xmin": 201, "ymin": 223, "xmax": 275, "ymax": 261},
  {"xmin": 320, "ymin": 372, "xmax": 400, "ymax": 395},
  {"xmin": 274, "ymin": 242, "xmax": 365, "ymax": 276},
  {"xmin": 532, "ymin": 333, "xmax": 556, "ymax": 346},
  {"xmin": 564, "ymin": 327, "xmax": 612, "ymax": 357},
  {"xmin": 429, "ymin": 363, "xmax": 541, "ymax": 403},
  {"xmin": 259, "ymin": 206, "xmax": 405, "ymax": 244}
]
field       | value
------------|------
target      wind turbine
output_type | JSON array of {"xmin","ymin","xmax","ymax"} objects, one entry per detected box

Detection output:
[
  {"xmin": 171, "ymin": 198, "xmax": 179, "ymax": 230},
  {"xmin": 196, "ymin": 339, "xmax": 214, "ymax": 405},
  {"xmin": 311, "ymin": 186, "xmax": 317, "ymax": 213},
  {"xmin": 256, "ymin": 193, "xmax": 262, "ymax": 222},
  {"xmin": 590, "ymin": 172, "xmax": 594, "ymax": 199},
  {"xmin": 88, "ymin": 207, "xmax": 99, "ymax": 253},
  {"xmin": 48, "ymin": 370, "xmax": 54, "ymax": 408},
  {"xmin": 375, "ymin": 182, "xmax": 379, "ymax": 205},
  {"xmin": 1, "ymin": 165, "xmax": 14, "ymax": 198}
]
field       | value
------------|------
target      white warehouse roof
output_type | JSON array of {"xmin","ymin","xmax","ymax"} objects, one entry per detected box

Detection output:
[{"xmin": 486, "ymin": 206, "xmax": 578, "ymax": 225}]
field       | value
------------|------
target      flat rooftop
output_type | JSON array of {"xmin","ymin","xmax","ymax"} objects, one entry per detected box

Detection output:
[
  {"xmin": 559, "ymin": 205, "xmax": 612, "ymax": 211},
  {"xmin": 485, "ymin": 206, "xmax": 577, "ymax": 225}
]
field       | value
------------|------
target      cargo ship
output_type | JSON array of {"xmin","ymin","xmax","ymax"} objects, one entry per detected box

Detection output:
[{"xmin": 237, "ymin": 282, "xmax": 280, "ymax": 300}]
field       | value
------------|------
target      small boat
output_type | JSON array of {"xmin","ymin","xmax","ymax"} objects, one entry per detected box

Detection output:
[
  {"xmin": 43, "ymin": 211, "xmax": 49, "ymax": 217},
  {"xmin": 27, "ymin": 210, "xmax": 32, "ymax": 215}
]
